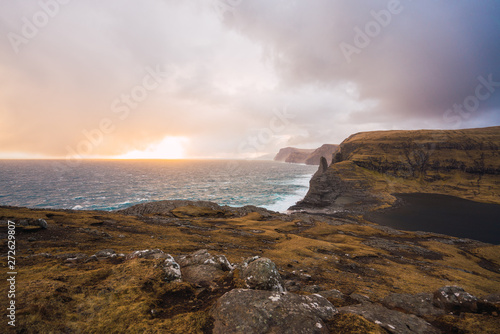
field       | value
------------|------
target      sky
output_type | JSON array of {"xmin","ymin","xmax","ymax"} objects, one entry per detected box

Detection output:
[{"xmin": 0, "ymin": 0, "xmax": 499, "ymax": 159}]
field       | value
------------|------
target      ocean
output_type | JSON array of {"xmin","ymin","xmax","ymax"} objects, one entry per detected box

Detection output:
[{"xmin": 0, "ymin": 160, "xmax": 317, "ymax": 212}]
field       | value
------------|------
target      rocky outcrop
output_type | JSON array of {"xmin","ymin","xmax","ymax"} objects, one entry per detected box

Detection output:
[
  {"xmin": 433, "ymin": 286, "xmax": 478, "ymax": 314},
  {"xmin": 291, "ymin": 126, "xmax": 500, "ymax": 213},
  {"xmin": 240, "ymin": 256, "xmax": 285, "ymax": 292},
  {"xmin": 119, "ymin": 199, "xmax": 274, "ymax": 217},
  {"xmin": 274, "ymin": 147, "xmax": 315, "ymax": 163},
  {"xmin": 126, "ymin": 249, "xmax": 169, "ymax": 259},
  {"xmin": 339, "ymin": 303, "xmax": 440, "ymax": 334},
  {"xmin": 176, "ymin": 249, "xmax": 233, "ymax": 287},
  {"xmin": 305, "ymin": 144, "xmax": 339, "ymax": 165},
  {"xmin": 162, "ymin": 255, "xmax": 183, "ymax": 282},
  {"xmin": 273, "ymin": 144, "xmax": 339, "ymax": 165},
  {"xmin": 382, "ymin": 293, "xmax": 445, "ymax": 317},
  {"xmin": 211, "ymin": 289, "xmax": 338, "ymax": 334}
]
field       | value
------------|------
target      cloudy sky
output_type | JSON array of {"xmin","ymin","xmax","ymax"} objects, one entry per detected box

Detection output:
[{"xmin": 1, "ymin": 0, "xmax": 499, "ymax": 159}]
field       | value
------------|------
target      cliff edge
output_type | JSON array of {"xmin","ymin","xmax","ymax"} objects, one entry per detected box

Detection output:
[
  {"xmin": 291, "ymin": 126, "xmax": 500, "ymax": 214},
  {"xmin": 304, "ymin": 144, "xmax": 339, "ymax": 165},
  {"xmin": 274, "ymin": 147, "xmax": 315, "ymax": 163},
  {"xmin": 274, "ymin": 144, "xmax": 338, "ymax": 165}
]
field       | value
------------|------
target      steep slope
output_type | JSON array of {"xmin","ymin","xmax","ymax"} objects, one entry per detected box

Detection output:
[
  {"xmin": 274, "ymin": 147, "xmax": 315, "ymax": 163},
  {"xmin": 304, "ymin": 144, "xmax": 339, "ymax": 165},
  {"xmin": 291, "ymin": 126, "xmax": 500, "ymax": 214}
]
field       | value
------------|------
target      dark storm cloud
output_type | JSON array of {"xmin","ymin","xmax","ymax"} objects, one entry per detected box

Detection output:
[{"xmin": 224, "ymin": 0, "xmax": 500, "ymax": 124}]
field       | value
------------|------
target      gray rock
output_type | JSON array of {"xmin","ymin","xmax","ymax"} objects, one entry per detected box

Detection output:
[
  {"xmin": 177, "ymin": 249, "xmax": 212, "ymax": 266},
  {"xmin": 349, "ymin": 293, "xmax": 371, "ymax": 304},
  {"xmin": 177, "ymin": 250, "xmax": 233, "ymax": 287},
  {"xmin": 318, "ymin": 289, "xmax": 345, "ymax": 301},
  {"xmin": 241, "ymin": 257, "xmax": 284, "ymax": 292},
  {"xmin": 339, "ymin": 303, "xmax": 440, "ymax": 334},
  {"xmin": 177, "ymin": 249, "xmax": 233, "ymax": 271},
  {"xmin": 382, "ymin": 293, "xmax": 445, "ymax": 317},
  {"xmin": 211, "ymin": 289, "xmax": 337, "ymax": 334},
  {"xmin": 38, "ymin": 219, "xmax": 48, "ymax": 229},
  {"xmin": 162, "ymin": 255, "xmax": 182, "ymax": 282},
  {"xmin": 214, "ymin": 254, "xmax": 233, "ymax": 271},
  {"xmin": 95, "ymin": 249, "xmax": 116, "ymax": 258},
  {"xmin": 433, "ymin": 286, "xmax": 478, "ymax": 314},
  {"xmin": 126, "ymin": 249, "xmax": 168, "ymax": 260},
  {"xmin": 59, "ymin": 253, "xmax": 88, "ymax": 263}
]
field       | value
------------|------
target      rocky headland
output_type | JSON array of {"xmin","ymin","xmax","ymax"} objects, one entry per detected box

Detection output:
[
  {"xmin": 273, "ymin": 144, "xmax": 339, "ymax": 165},
  {"xmin": 1, "ymin": 200, "xmax": 499, "ymax": 333},
  {"xmin": 305, "ymin": 144, "xmax": 340, "ymax": 165},
  {"xmin": 274, "ymin": 147, "xmax": 315, "ymax": 164},
  {"xmin": 291, "ymin": 126, "xmax": 500, "ymax": 214}
]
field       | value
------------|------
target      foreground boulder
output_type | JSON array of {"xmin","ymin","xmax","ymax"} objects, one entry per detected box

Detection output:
[
  {"xmin": 339, "ymin": 303, "xmax": 440, "ymax": 334},
  {"xmin": 240, "ymin": 256, "xmax": 285, "ymax": 291},
  {"xmin": 176, "ymin": 249, "xmax": 233, "ymax": 287},
  {"xmin": 211, "ymin": 289, "xmax": 337, "ymax": 334}
]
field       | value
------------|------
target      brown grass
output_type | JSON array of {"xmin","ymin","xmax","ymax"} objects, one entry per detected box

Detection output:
[{"xmin": 1, "ymin": 204, "xmax": 499, "ymax": 333}]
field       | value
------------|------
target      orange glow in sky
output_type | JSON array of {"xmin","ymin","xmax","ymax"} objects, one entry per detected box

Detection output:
[{"xmin": 114, "ymin": 136, "xmax": 189, "ymax": 159}]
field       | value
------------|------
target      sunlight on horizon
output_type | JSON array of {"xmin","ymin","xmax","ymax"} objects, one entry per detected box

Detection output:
[{"xmin": 114, "ymin": 136, "xmax": 189, "ymax": 159}]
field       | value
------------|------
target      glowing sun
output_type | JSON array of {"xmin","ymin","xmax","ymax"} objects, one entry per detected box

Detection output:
[{"xmin": 116, "ymin": 136, "xmax": 188, "ymax": 159}]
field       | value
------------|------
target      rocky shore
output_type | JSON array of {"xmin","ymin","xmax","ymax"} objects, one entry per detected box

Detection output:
[{"xmin": 1, "ymin": 200, "xmax": 499, "ymax": 333}]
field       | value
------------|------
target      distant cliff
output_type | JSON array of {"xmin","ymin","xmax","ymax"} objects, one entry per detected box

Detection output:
[
  {"xmin": 273, "ymin": 147, "xmax": 315, "ymax": 163},
  {"xmin": 274, "ymin": 144, "xmax": 338, "ymax": 165},
  {"xmin": 304, "ymin": 144, "xmax": 339, "ymax": 165},
  {"xmin": 291, "ymin": 126, "xmax": 500, "ymax": 214}
]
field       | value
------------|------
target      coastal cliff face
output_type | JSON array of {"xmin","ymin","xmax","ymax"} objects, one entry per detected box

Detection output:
[
  {"xmin": 291, "ymin": 126, "xmax": 500, "ymax": 213},
  {"xmin": 304, "ymin": 144, "xmax": 339, "ymax": 165},
  {"xmin": 274, "ymin": 144, "xmax": 338, "ymax": 165},
  {"xmin": 274, "ymin": 147, "xmax": 315, "ymax": 163}
]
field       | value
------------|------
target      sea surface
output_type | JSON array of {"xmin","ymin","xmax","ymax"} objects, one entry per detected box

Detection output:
[{"xmin": 0, "ymin": 160, "xmax": 317, "ymax": 212}]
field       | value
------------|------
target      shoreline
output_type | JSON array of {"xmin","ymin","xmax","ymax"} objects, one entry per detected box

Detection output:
[{"xmin": 2, "ymin": 196, "xmax": 498, "ymax": 246}]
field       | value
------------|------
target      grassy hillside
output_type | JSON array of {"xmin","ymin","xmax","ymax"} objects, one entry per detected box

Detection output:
[{"xmin": 1, "ymin": 202, "xmax": 499, "ymax": 333}]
